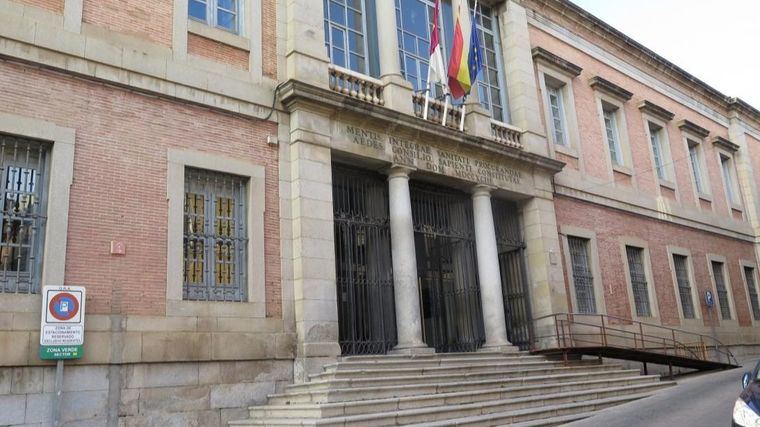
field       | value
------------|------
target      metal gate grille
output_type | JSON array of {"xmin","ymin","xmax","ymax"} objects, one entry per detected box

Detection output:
[
  {"xmin": 626, "ymin": 246, "xmax": 651, "ymax": 317},
  {"xmin": 568, "ymin": 236, "xmax": 596, "ymax": 314},
  {"xmin": 711, "ymin": 261, "xmax": 731, "ymax": 320},
  {"xmin": 411, "ymin": 182, "xmax": 484, "ymax": 353},
  {"xmin": 332, "ymin": 165, "xmax": 396, "ymax": 355},
  {"xmin": 492, "ymin": 199, "xmax": 532, "ymax": 351}
]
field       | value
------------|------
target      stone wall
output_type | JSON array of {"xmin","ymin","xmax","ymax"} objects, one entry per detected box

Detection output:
[{"xmin": 0, "ymin": 360, "xmax": 293, "ymax": 426}]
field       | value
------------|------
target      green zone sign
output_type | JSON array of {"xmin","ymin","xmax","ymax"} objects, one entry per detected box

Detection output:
[{"xmin": 39, "ymin": 286, "xmax": 86, "ymax": 360}]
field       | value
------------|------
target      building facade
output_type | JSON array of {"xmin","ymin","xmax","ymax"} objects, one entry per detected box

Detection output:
[{"xmin": 0, "ymin": 0, "xmax": 758, "ymax": 425}]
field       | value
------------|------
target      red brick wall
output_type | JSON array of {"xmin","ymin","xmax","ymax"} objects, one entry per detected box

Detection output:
[
  {"xmin": 83, "ymin": 0, "xmax": 173, "ymax": 46},
  {"xmin": 187, "ymin": 33, "xmax": 250, "ymax": 71},
  {"xmin": 11, "ymin": 0, "xmax": 63, "ymax": 13},
  {"xmin": 0, "ymin": 59, "xmax": 281, "ymax": 317},
  {"xmin": 556, "ymin": 195, "xmax": 755, "ymax": 328},
  {"xmin": 262, "ymin": 0, "xmax": 277, "ymax": 78}
]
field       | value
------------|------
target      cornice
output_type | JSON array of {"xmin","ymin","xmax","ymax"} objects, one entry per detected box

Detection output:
[
  {"xmin": 638, "ymin": 100, "xmax": 674, "ymax": 122},
  {"xmin": 712, "ymin": 136, "xmax": 740, "ymax": 153},
  {"xmin": 279, "ymin": 79, "xmax": 565, "ymax": 174},
  {"xmin": 588, "ymin": 76, "xmax": 632, "ymax": 102},
  {"xmin": 531, "ymin": 46, "xmax": 582, "ymax": 77},
  {"xmin": 678, "ymin": 120, "xmax": 710, "ymax": 139}
]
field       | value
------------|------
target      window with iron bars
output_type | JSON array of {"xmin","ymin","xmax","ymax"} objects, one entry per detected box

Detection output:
[
  {"xmin": 673, "ymin": 254, "xmax": 695, "ymax": 319},
  {"xmin": 711, "ymin": 261, "xmax": 731, "ymax": 320},
  {"xmin": 0, "ymin": 136, "xmax": 48, "ymax": 295},
  {"xmin": 183, "ymin": 167, "xmax": 248, "ymax": 302},
  {"xmin": 567, "ymin": 236, "xmax": 596, "ymax": 314},
  {"xmin": 745, "ymin": 267, "xmax": 760, "ymax": 321},
  {"xmin": 625, "ymin": 246, "xmax": 651, "ymax": 317}
]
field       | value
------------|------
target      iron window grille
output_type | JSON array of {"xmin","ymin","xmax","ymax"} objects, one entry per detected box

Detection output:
[
  {"xmin": 183, "ymin": 167, "xmax": 248, "ymax": 302},
  {"xmin": 625, "ymin": 246, "xmax": 651, "ymax": 317},
  {"xmin": 745, "ymin": 267, "xmax": 760, "ymax": 321},
  {"xmin": 711, "ymin": 261, "xmax": 732, "ymax": 320},
  {"xmin": 0, "ymin": 135, "xmax": 49, "ymax": 295},
  {"xmin": 673, "ymin": 255, "xmax": 695, "ymax": 319},
  {"xmin": 189, "ymin": 0, "xmax": 240, "ymax": 34},
  {"xmin": 568, "ymin": 236, "xmax": 596, "ymax": 314}
]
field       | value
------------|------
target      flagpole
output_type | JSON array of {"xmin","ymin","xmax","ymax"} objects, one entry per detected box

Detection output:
[
  {"xmin": 422, "ymin": 66, "xmax": 432, "ymax": 121},
  {"xmin": 459, "ymin": 97, "xmax": 466, "ymax": 132},
  {"xmin": 442, "ymin": 94, "xmax": 450, "ymax": 127}
]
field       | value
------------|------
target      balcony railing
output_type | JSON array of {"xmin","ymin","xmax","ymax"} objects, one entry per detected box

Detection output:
[
  {"xmin": 491, "ymin": 120, "xmax": 523, "ymax": 150},
  {"xmin": 412, "ymin": 92, "xmax": 463, "ymax": 131},
  {"xmin": 328, "ymin": 64, "xmax": 384, "ymax": 106}
]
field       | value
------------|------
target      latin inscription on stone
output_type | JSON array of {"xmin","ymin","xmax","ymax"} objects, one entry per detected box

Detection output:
[{"xmin": 341, "ymin": 125, "xmax": 523, "ymax": 188}]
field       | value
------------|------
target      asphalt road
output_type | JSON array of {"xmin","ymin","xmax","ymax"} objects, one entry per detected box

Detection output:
[{"xmin": 565, "ymin": 358, "xmax": 759, "ymax": 427}]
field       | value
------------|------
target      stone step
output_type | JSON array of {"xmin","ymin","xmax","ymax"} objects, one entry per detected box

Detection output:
[
  {"xmin": 253, "ymin": 375, "xmax": 663, "ymax": 418},
  {"xmin": 324, "ymin": 355, "xmax": 547, "ymax": 372},
  {"xmin": 269, "ymin": 368, "xmax": 646, "ymax": 405},
  {"xmin": 339, "ymin": 351, "xmax": 516, "ymax": 362},
  {"xmin": 233, "ymin": 387, "xmax": 668, "ymax": 426},
  {"xmin": 286, "ymin": 363, "xmax": 625, "ymax": 392},
  {"xmin": 314, "ymin": 359, "xmax": 593, "ymax": 380},
  {"xmin": 507, "ymin": 410, "xmax": 597, "ymax": 427}
]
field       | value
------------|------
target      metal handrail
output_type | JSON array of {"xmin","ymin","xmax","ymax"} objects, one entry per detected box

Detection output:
[{"xmin": 531, "ymin": 313, "xmax": 738, "ymax": 366}]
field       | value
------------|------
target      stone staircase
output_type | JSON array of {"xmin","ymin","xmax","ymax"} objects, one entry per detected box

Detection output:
[{"xmin": 230, "ymin": 351, "xmax": 675, "ymax": 426}]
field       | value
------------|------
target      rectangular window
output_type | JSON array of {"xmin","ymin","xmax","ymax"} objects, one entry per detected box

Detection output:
[
  {"xmin": 603, "ymin": 108, "xmax": 622, "ymax": 166},
  {"xmin": 626, "ymin": 246, "xmax": 651, "ymax": 317},
  {"xmin": 189, "ymin": 0, "xmax": 239, "ymax": 34},
  {"xmin": 673, "ymin": 254, "xmax": 695, "ymax": 319},
  {"xmin": 568, "ymin": 237, "xmax": 596, "ymax": 314},
  {"xmin": 183, "ymin": 167, "xmax": 248, "ymax": 302},
  {"xmin": 547, "ymin": 86, "xmax": 567, "ymax": 146},
  {"xmin": 721, "ymin": 154, "xmax": 738, "ymax": 204},
  {"xmin": 0, "ymin": 136, "xmax": 49, "ymax": 295},
  {"xmin": 649, "ymin": 125, "xmax": 666, "ymax": 180},
  {"xmin": 471, "ymin": 4, "xmax": 508, "ymax": 123},
  {"xmin": 711, "ymin": 261, "xmax": 731, "ymax": 320},
  {"xmin": 325, "ymin": 0, "xmax": 378, "ymax": 75},
  {"xmin": 688, "ymin": 140, "xmax": 705, "ymax": 194},
  {"xmin": 745, "ymin": 267, "xmax": 760, "ymax": 321}
]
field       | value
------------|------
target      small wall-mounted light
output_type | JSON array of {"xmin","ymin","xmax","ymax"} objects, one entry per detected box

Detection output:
[
  {"xmin": 110, "ymin": 241, "xmax": 126, "ymax": 255},
  {"xmin": 267, "ymin": 135, "xmax": 279, "ymax": 146}
]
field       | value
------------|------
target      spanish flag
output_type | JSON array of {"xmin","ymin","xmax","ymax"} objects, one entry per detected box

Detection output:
[{"xmin": 448, "ymin": 0, "xmax": 483, "ymax": 99}]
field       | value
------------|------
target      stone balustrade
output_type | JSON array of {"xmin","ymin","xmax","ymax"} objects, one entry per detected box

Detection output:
[
  {"xmin": 491, "ymin": 119, "xmax": 523, "ymax": 149},
  {"xmin": 328, "ymin": 65, "xmax": 384, "ymax": 106},
  {"xmin": 412, "ymin": 92, "xmax": 463, "ymax": 131}
]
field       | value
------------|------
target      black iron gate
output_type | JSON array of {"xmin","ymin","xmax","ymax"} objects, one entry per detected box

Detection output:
[
  {"xmin": 493, "ymin": 199, "xmax": 533, "ymax": 351},
  {"xmin": 411, "ymin": 182, "xmax": 485, "ymax": 353},
  {"xmin": 332, "ymin": 165, "xmax": 396, "ymax": 355}
]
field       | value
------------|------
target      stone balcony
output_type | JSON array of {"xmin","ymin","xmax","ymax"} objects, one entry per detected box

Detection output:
[{"xmin": 326, "ymin": 65, "xmax": 524, "ymax": 151}]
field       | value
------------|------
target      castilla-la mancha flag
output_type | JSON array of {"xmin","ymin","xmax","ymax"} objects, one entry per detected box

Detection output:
[
  {"xmin": 447, "ymin": 0, "xmax": 473, "ymax": 99},
  {"xmin": 428, "ymin": 0, "xmax": 446, "ymax": 88}
]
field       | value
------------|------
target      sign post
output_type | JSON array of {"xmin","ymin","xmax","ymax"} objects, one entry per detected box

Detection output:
[{"xmin": 40, "ymin": 286, "xmax": 85, "ymax": 427}]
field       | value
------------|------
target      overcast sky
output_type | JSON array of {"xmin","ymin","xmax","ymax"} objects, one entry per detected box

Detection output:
[{"xmin": 571, "ymin": 0, "xmax": 760, "ymax": 110}]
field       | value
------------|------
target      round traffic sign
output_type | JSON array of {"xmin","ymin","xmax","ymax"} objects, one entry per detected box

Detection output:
[
  {"xmin": 48, "ymin": 292, "xmax": 79, "ymax": 321},
  {"xmin": 705, "ymin": 290, "xmax": 714, "ymax": 308}
]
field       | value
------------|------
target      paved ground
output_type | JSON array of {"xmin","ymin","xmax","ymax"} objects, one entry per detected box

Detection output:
[{"xmin": 566, "ymin": 358, "xmax": 759, "ymax": 427}]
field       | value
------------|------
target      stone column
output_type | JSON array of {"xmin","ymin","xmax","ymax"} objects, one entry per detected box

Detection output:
[
  {"xmin": 374, "ymin": 1, "xmax": 415, "ymax": 115},
  {"xmin": 387, "ymin": 166, "xmax": 431, "ymax": 353},
  {"xmin": 472, "ymin": 185, "xmax": 513, "ymax": 351}
]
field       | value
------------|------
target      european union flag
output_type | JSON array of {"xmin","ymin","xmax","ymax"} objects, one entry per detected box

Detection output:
[{"xmin": 467, "ymin": 8, "xmax": 484, "ymax": 90}]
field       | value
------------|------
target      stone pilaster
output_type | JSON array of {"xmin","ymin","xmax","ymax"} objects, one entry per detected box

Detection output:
[
  {"xmin": 375, "ymin": 0, "xmax": 414, "ymax": 115},
  {"xmin": 471, "ymin": 185, "xmax": 514, "ymax": 352},
  {"xmin": 521, "ymin": 196, "xmax": 567, "ymax": 349},
  {"xmin": 290, "ymin": 138, "xmax": 341, "ymax": 381},
  {"xmin": 498, "ymin": 1, "xmax": 549, "ymax": 155},
  {"xmin": 464, "ymin": 100, "xmax": 494, "ymax": 139},
  {"xmin": 387, "ymin": 166, "xmax": 431, "ymax": 354},
  {"xmin": 286, "ymin": 0, "xmax": 330, "ymax": 87}
]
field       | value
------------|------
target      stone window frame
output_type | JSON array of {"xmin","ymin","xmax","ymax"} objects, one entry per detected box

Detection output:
[
  {"xmin": 666, "ymin": 246, "xmax": 702, "ymax": 325},
  {"xmin": 740, "ymin": 260, "xmax": 760, "ymax": 326},
  {"xmin": 594, "ymin": 92, "xmax": 634, "ymax": 178},
  {"xmin": 641, "ymin": 114, "xmax": 677, "ymax": 193},
  {"xmin": 0, "ymin": 112, "xmax": 75, "ymax": 305},
  {"xmin": 715, "ymin": 147, "xmax": 743, "ymax": 212},
  {"xmin": 173, "ymin": 0, "xmax": 264, "ymax": 79},
  {"xmin": 166, "ymin": 148, "xmax": 266, "ymax": 317},
  {"xmin": 681, "ymin": 131, "xmax": 712, "ymax": 204},
  {"xmin": 619, "ymin": 237, "xmax": 660, "ymax": 323},
  {"xmin": 559, "ymin": 226, "xmax": 607, "ymax": 316},
  {"xmin": 536, "ymin": 64, "xmax": 582, "ymax": 160},
  {"xmin": 705, "ymin": 254, "xmax": 738, "ymax": 326}
]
